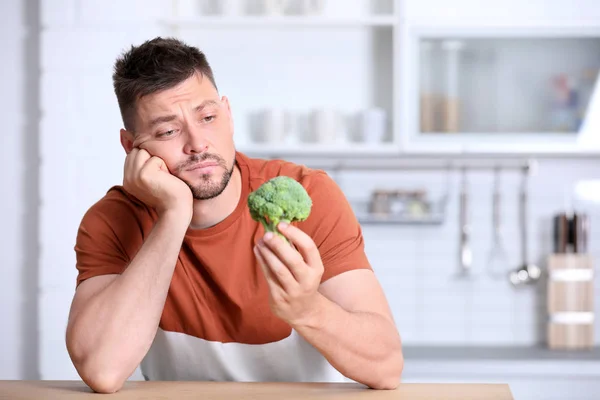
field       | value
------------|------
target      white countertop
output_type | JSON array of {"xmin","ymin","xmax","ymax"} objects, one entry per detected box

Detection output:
[
  {"xmin": 402, "ymin": 346, "xmax": 600, "ymax": 379},
  {"xmin": 403, "ymin": 346, "xmax": 600, "ymax": 361}
]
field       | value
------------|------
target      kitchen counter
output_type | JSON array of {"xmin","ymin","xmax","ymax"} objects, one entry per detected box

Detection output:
[
  {"xmin": 403, "ymin": 345, "xmax": 600, "ymax": 361},
  {"xmin": 401, "ymin": 346, "xmax": 600, "ymax": 378},
  {"xmin": 0, "ymin": 381, "xmax": 513, "ymax": 400},
  {"xmin": 400, "ymin": 347, "xmax": 600, "ymax": 400}
]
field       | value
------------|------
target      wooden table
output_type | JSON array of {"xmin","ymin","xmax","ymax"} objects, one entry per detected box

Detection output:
[{"xmin": 0, "ymin": 381, "xmax": 513, "ymax": 399}]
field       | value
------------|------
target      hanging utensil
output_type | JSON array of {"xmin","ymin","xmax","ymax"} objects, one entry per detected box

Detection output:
[
  {"xmin": 510, "ymin": 165, "xmax": 541, "ymax": 286},
  {"xmin": 458, "ymin": 167, "xmax": 472, "ymax": 277},
  {"xmin": 487, "ymin": 166, "xmax": 509, "ymax": 279}
]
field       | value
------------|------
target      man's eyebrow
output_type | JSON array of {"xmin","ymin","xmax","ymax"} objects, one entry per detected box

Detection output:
[
  {"xmin": 148, "ymin": 114, "xmax": 177, "ymax": 128},
  {"xmin": 147, "ymin": 100, "xmax": 220, "ymax": 129},
  {"xmin": 193, "ymin": 99, "xmax": 220, "ymax": 113}
]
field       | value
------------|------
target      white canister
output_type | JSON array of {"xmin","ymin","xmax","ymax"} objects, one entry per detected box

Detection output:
[
  {"xmin": 359, "ymin": 108, "xmax": 387, "ymax": 144},
  {"xmin": 310, "ymin": 109, "xmax": 346, "ymax": 144},
  {"xmin": 263, "ymin": 0, "xmax": 287, "ymax": 15},
  {"xmin": 220, "ymin": 0, "xmax": 246, "ymax": 16},
  {"xmin": 252, "ymin": 109, "xmax": 295, "ymax": 144},
  {"xmin": 296, "ymin": 0, "xmax": 326, "ymax": 15},
  {"xmin": 195, "ymin": 0, "xmax": 220, "ymax": 15}
]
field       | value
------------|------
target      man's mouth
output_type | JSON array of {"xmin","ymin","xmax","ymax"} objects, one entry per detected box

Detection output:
[{"xmin": 186, "ymin": 161, "xmax": 219, "ymax": 172}]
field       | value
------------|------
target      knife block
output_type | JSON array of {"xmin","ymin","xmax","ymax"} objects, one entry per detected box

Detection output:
[{"xmin": 547, "ymin": 254, "xmax": 594, "ymax": 350}]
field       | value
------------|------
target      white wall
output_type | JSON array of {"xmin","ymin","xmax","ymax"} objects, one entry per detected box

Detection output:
[{"xmin": 0, "ymin": 0, "xmax": 40, "ymax": 380}]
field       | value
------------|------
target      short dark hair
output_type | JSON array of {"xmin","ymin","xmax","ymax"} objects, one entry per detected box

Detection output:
[{"xmin": 112, "ymin": 36, "xmax": 218, "ymax": 131}]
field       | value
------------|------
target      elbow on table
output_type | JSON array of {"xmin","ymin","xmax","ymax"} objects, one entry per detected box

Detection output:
[
  {"xmin": 371, "ymin": 350, "xmax": 404, "ymax": 390},
  {"xmin": 80, "ymin": 368, "xmax": 126, "ymax": 394},
  {"xmin": 68, "ymin": 351, "xmax": 127, "ymax": 394},
  {"xmin": 371, "ymin": 374, "xmax": 401, "ymax": 390},
  {"xmin": 67, "ymin": 338, "xmax": 128, "ymax": 393}
]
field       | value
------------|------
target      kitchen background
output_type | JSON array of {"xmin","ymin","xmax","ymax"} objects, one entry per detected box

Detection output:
[{"xmin": 2, "ymin": 0, "xmax": 600, "ymax": 399}]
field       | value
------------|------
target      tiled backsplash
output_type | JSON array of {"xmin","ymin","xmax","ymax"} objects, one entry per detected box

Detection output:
[{"xmin": 327, "ymin": 161, "xmax": 600, "ymax": 346}]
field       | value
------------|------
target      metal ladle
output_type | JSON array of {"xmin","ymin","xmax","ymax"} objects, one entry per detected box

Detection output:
[
  {"xmin": 510, "ymin": 165, "xmax": 541, "ymax": 286},
  {"xmin": 487, "ymin": 167, "xmax": 509, "ymax": 279},
  {"xmin": 457, "ymin": 167, "xmax": 472, "ymax": 277}
]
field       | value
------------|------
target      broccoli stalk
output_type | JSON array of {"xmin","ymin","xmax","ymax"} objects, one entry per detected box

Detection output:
[{"xmin": 247, "ymin": 176, "xmax": 312, "ymax": 243}]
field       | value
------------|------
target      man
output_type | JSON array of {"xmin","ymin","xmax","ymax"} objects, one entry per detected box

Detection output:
[{"xmin": 65, "ymin": 37, "xmax": 403, "ymax": 394}]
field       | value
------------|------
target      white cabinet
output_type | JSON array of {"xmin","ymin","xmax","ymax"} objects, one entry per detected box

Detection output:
[
  {"xmin": 165, "ymin": 0, "xmax": 398, "ymax": 157},
  {"xmin": 397, "ymin": 20, "xmax": 600, "ymax": 155},
  {"xmin": 395, "ymin": 0, "xmax": 600, "ymax": 156},
  {"xmin": 401, "ymin": 0, "xmax": 600, "ymax": 22},
  {"xmin": 162, "ymin": 0, "xmax": 600, "ymax": 157}
]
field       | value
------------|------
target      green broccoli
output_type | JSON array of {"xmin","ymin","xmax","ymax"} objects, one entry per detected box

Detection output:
[{"xmin": 247, "ymin": 175, "xmax": 312, "ymax": 242}]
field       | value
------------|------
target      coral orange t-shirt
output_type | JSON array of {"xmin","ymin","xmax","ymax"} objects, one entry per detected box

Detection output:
[{"xmin": 74, "ymin": 151, "xmax": 372, "ymax": 382}]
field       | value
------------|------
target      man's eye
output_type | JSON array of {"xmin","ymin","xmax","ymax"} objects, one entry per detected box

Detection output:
[
  {"xmin": 202, "ymin": 115, "xmax": 216, "ymax": 123},
  {"xmin": 158, "ymin": 130, "xmax": 175, "ymax": 137}
]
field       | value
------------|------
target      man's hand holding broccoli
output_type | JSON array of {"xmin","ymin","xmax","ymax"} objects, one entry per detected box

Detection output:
[{"xmin": 248, "ymin": 176, "xmax": 326, "ymax": 326}]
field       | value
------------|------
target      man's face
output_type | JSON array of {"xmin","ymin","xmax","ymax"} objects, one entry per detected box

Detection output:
[{"xmin": 125, "ymin": 72, "xmax": 236, "ymax": 200}]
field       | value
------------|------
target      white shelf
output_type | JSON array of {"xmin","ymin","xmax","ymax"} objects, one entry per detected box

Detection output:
[
  {"xmin": 162, "ymin": 16, "xmax": 396, "ymax": 28},
  {"xmin": 404, "ymin": 134, "xmax": 600, "ymax": 157},
  {"xmin": 402, "ymin": 148, "xmax": 600, "ymax": 159},
  {"xmin": 356, "ymin": 212, "xmax": 445, "ymax": 225},
  {"xmin": 237, "ymin": 142, "xmax": 400, "ymax": 157},
  {"xmin": 236, "ymin": 142, "xmax": 600, "ymax": 159}
]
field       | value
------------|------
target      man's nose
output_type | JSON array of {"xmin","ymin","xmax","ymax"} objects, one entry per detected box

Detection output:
[{"xmin": 183, "ymin": 128, "xmax": 208, "ymax": 154}]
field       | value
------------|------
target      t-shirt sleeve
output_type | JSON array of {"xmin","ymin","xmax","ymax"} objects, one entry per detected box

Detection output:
[
  {"xmin": 298, "ymin": 171, "xmax": 373, "ymax": 282},
  {"xmin": 74, "ymin": 193, "xmax": 146, "ymax": 288}
]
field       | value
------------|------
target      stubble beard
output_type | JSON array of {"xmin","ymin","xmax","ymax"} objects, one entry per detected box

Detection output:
[{"xmin": 176, "ymin": 153, "xmax": 235, "ymax": 200}]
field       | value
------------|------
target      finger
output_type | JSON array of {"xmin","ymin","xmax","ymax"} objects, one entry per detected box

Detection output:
[
  {"xmin": 256, "ymin": 240, "xmax": 297, "ymax": 292},
  {"xmin": 262, "ymin": 233, "xmax": 307, "ymax": 282},
  {"xmin": 254, "ymin": 245, "xmax": 285, "ymax": 296},
  {"xmin": 132, "ymin": 133, "xmax": 151, "ymax": 149},
  {"xmin": 277, "ymin": 223, "xmax": 321, "ymax": 268},
  {"xmin": 143, "ymin": 156, "xmax": 167, "ymax": 173},
  {"xmin": 134, "ymin": 149, "xmax": 152, "ymax": 171}
]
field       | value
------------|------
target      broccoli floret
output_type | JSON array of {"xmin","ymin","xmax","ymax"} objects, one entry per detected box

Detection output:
[{"xmin": 247, "ymin": 176, "xmax": 312, "ymax": 242}]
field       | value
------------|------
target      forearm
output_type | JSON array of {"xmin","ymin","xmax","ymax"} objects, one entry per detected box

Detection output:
[
  {"xmin": 292, "ymin": 293, "xmax": 403, "ymax": 390},
  {"xmin": 67, "ymin": 211, "xmax": 188, "ymax": 390}
]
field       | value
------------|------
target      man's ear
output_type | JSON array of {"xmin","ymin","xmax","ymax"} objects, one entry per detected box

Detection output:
[
  {"xmin": 120, "ymin": 129, "xmax": 135, "ymax": 154},
  {"xmin": 222, "ymin": 96, "xmax": 234, "ymax": 134},
  {"xmin": 222, "ymin": 95, "xmax": 231, "ymax": 114}
]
